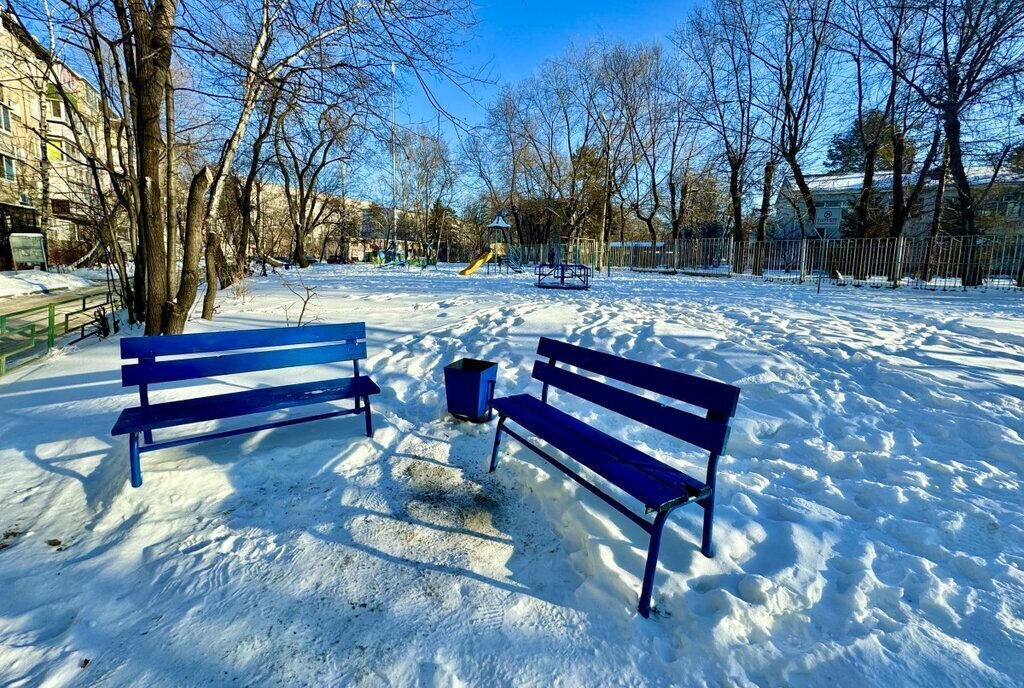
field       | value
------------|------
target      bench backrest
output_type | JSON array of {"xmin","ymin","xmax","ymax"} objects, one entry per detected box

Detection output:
[
  {"xmin": 120, "ymin": 323, "xmax": 368, "ymax": 393},
  {"xmin": 533, "ymin": 337, "xmax": 740, "ymax": 457}
]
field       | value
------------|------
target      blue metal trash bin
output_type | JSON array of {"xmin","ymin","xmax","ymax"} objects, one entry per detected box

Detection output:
[{"xmin": 444, "ymin": 358, "xmax": 498, "ymax": 422}]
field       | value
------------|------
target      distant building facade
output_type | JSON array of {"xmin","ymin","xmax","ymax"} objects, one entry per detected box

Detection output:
[
  {"xmin": 0, "ymin": 10, "xmax": 109, "ymax": 269},
  {"xmin": 774, "ymin": 168, "xmax": 1024, "ymax": 239}
]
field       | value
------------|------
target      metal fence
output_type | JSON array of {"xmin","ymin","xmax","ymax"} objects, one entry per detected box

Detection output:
[
  {"xmin": 0, "ymin": 288, "xmax": 119, "ymax": 376},
  {"xmin": 516, "ymin": 239, "xmax": 604, "ymax": 269},
  {"xmin": 604, "ymin": 234, "xmax": 1024, "ymax": 290}
]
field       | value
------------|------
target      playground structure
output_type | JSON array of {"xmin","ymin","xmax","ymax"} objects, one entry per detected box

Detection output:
[
  {"xmin": 372, "ymin": 236, "xmax": 405, "ymax": 268},
  {"xmin": 535, "ymin": 262, "xmax": 592, "ymax": 290},
  {"xmin": 458, "ymin": 212, "xmax": 523, "ymax": 277},
  {"xmin": 459, "ymin": 250, "xmax": 493, "ymax": 276},
  {"xmin": 374, "ymin": 253, "xmax": 406, "ymax": 269},
  {"xmin": 458, "ymin": 211, "xmax": 603, "ymax": 280},
  {"xmin": 408, "ymin": 242, "xmax": 438, "ymax": 269},
  {"xmin": 485, "ymin": 212, "xmax": 522, "ymax": 275},
  {"xmin": 370, "ymin": 238, "xmax": 443, "ymax": 270},
  {"xmin": 532, "ymin": 225, "xmax": 593, "ymax": 290}
]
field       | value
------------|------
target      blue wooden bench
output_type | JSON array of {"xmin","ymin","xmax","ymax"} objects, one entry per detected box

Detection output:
[
  {"xmin": 488, "ymin": 337, "xmax": 740, "ymax": 617},
  {"xmin": 112, "ymin": 323, "xmax": 379, "ymax": 488}
]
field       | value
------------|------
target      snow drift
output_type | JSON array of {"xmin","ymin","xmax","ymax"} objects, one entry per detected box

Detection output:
[{"xmin": 0, "ymin": 265, "xmax": 1021, "ymax": 686}]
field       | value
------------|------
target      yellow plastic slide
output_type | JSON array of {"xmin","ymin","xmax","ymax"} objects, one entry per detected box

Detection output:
[{"xmin": 459, "ymin": 250, "xmax": 493, "ymax": 276}]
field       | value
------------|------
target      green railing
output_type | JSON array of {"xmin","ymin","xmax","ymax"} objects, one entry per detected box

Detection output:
[{"xmin": 0, "ymin": 288, "xmax": 118, "ymax": 376}]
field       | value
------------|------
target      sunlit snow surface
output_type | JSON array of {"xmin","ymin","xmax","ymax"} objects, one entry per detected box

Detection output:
[
  {"xmin": 0, "ymin": 271, "xmax": 94, "ymax": 298},
  {"xmin": 1, "ymin": 264, "xmax": 1021, "ymax": 686}
]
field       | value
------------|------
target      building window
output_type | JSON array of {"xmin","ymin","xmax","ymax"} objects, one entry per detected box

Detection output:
[
  {"xmin": 48, "ymin": 98, "xmax": 64, "ymax": 121},
  {"xmin": 0, "ymin": 104, "xmax": 11, "ymax": 133},
  {"xmin": 47, "ymin": 138, "xmax": 65, "ymax": 161},
  {"xmin": 1, "ymin": 154, "xmax": 15, "ymax": 181}
]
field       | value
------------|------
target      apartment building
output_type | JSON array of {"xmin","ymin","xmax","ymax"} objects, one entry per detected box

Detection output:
[
  {"xmin": 0, "ymin": 10, "xmax": 106, "ymax": 269},
  {"xmin": 775, "ymin": 168, "xmax": 1024, "ymax": 240}
]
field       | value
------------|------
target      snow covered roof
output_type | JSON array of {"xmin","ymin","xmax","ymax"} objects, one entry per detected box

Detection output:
[
  {"xmin": 488, "ymin": 212, "xmax": 511, "ymax": 228},
  {"xmin": 799, "ymin": 167, "xmax": 1024, "ymax": 195}
]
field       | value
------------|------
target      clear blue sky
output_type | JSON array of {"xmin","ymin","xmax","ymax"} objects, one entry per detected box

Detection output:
[{"xmin": 402, "ymin": 0, "xmax": 700, "ymax": 129}]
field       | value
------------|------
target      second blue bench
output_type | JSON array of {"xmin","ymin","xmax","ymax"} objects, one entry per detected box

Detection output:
[{"xmin": 488, "ymin": 337, "xmax": 740, "ymax": 617}]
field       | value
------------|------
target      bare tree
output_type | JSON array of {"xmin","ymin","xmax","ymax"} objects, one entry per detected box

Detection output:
[
  {"xmin": 516, "ymin": 48, "xmax": 605, "ymax": 239},
  {"xmin": 852, "ymin": 0, "xmax": 1024, "ymax": 284},
  {"xmin": 683, "ymin": 0, "xmax": 761, "ymax": 251},
  {"xmin": 759, "ymin": 0, "xmax": 836, "ymax": 236},
  {"xmin": 273, "ymin": 99, "xmax": 353, "ymax": 270},
  {"xmin": 26, "ymin": 0, "xmax": 475, "ymax": 333},
  {"xmin": 840, "ymin": 0, "xmax": 941, "ymax": 240}
]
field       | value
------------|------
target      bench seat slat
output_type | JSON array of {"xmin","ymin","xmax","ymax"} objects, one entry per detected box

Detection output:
[
  {"xmin": 532, "ymin": 361, "xmax": 731, "ymax": 455},
  {"xmin": 537, "ymin": 337, "xmax": 740, "ymax": 417},
  {"xmin": 112, "ymin": 376, "xmax": 380, "ymax": 435},
  {"xmin": 120, "ymin": 323, "xmax": 366, "ymax": 359},
  {"xmin": 122, "ymin": 341, "xmax": 367, "ymax": 387},
  {"xmin": 492, "ymin": 394, "xmax": 708, "ymax": 511}
]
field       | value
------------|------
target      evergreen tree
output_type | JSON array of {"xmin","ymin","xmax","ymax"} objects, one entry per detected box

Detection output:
[{"xmin": 824, "ymin": 110, "xmax": 916, "ymax": 174}]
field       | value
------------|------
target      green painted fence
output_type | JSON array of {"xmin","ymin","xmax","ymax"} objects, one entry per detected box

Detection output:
[{"xmin": 0, "ymin": 289, "xmax": 118, "ymax": 376}]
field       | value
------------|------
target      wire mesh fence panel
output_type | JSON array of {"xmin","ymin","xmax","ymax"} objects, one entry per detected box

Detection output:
[
  {"xmin": 494, "ymin": 232, "xmax": 1021, "ymax": 291},
  {"xmin": 593, "ymin": 233, "xmax": 1022, "ymax": 291}
]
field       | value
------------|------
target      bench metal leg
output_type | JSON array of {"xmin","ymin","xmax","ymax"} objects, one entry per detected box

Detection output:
[
  {"xmin": 699, "ymin": 493, "xmax": 715, "ymax": 558},
  {"xmin": 363, "ymin": 396, "xmax": 373, "ymax": 437},
  {"xmin": 354, "ymin": 395, "xmax": 362, "ymax": 412},
  {"xmin": 488, "ymin": 416, "xmax": 506, "ymax": 473},
  {"xmin": 129, "ymin": 432, "xmax": 142, "ymax": 488},
  {"xmin": 638, "ymin": 509, "xmax": 670, "ymax": 618},
  {"xmin": 143, "ymin": 430, "xmax": 153, "ymax": 445}
]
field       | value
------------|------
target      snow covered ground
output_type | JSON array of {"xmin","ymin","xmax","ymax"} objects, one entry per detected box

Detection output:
[
  {"xmin": 1, "ymin": 264, "xmax": 1022, "ymax": 687},
  {"xmin": 0, "ymin": 271, "xmax": 94, "ymax": 299}
]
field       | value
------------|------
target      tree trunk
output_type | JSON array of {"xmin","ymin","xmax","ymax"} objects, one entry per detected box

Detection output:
[
  {"xmin": 100, "ymin": 214, "xmax": 135, "ymax": 314},
  {"xmin": 216, "ymin": 238, "xmax": 234, "ymax": 288},
  {"xmin": 728, "ymin": 164, "xmax": 743, "ymax": 242},
  {"xmin": 1016, "ymin": 238, "xmax": 1024, "ymax": 288},
  {"xmin": 133, "ymin": 12, "xmax": 173, "ymax": 334},
  {"xmin": 942, "ymin": 117, "xmax": 975, "ymax": 237},
  {"xmin": 292, "ymin": 224, "xmax": 309, "ymax": 267},
  {"xmin": 890, "ymin": 132, "xmax": 907, "ymax": 240},
  {"xmin": 201, "ymin": 232, "xmax": 218, "ymax": 320},
  {"xmin": 134, "ymin": 190, "xmax": 149, "ymax": 326},
  {"xmin": 754, "ymin": 160, "xmax": 775, "ymax": 276},
  {"xmin": 165, "ymin": 77, "xmax": 178, "ymax": 296},
  {"xmin": 942, "ymin": 108, "xmax": 981, "ymax": 286},
  {"xmin": 922, "ymin": 142, "xmax": 948, "ymax": 283},
  {"xmin": 855, "ymin": 146, "xmax": 879, "ymax": 239},
  {"xmin": 39, "ymin": 84, "xmax": 51, "ymax": 243},
  {"xmin": 164, "ymin": 167, "xmax": 213, "ymax": 333},
  {"xmin": 787, "ymin": 156, "xmax": 818, "ymax": 233},
  {"xmin": 728, "ymin": 163, "xmax": 745, "ymax": 273}
]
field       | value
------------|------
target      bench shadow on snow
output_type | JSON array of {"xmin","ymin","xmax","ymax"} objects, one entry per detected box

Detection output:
[
  {"xmin": 6, "ymin": 367, "xmax": 286, "ymax": 518},
  {"xmin": 201, "ymin": 407, "xmax": 587, "ymax": 614},
  {"xmin": 0, "ymin": 368, "xmax": 123, "ymax": 408}
]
